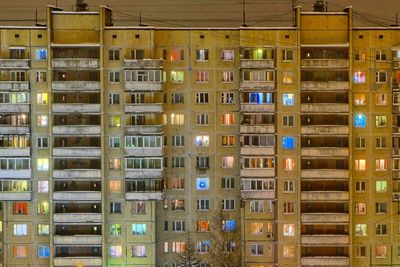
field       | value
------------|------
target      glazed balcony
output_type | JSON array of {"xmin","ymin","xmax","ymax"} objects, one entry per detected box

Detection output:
[
  {"xmin": 302, "ymin": 81, "xmax": 349, "ymax": 91},
  {"xmin": 124, "ymin": 58, "xmax": 163, "ymax": 69},
  {"xmin": 52, "ymin": 103, "xmax": 100, "ymax": 113},
  {"xmin": 124, "ymin": 103, "xmax": 163, "ymax": 113},
  {"xmin": 240, "ymin": 147, "xmax": 274, "ymax": 156},
  {"xmin": 301, "ymin": 103, "xmax": 349, "ymax": 113},
  {"xmin": 0, "ymin": 126, "xmax": 29, "ymax": 135},
  {"xmin": 0, "ymin": 81, "xmax": 29, "ymax": 90},
  {"xmin": 53, "ymin": 192, "xmax": 101, "ymax": 201},
  {"xmin": 0, "ymin": 59, "xmax": 30, "ymax": 69},
  {"xmin": 53, "ymin": 257, "xmax": 102, "ymax": 267},
  {"xmin": 126, "ymin": 192, "xmax": 163, "ymax": 201},
  {"xmin": 301, "ymin": 147, "xmax": 349, "ymax": 157},
  {"xmin": 240, "ymin": 190, "xmax": 275, "ymax": 199},
  {"xmin": 240, "ymin": 169, "xmax": 274, "ymax": 177},
  {"xmin": 125, "ymin": 147, "xmax": 163, "ymax": 157},
  {"xmin": 53, "ymin": 170, "xmax": 101, "ymax": 179},
  {"xmin": 301, "ymin": 169, "xmax": 349, "ymax": 179},
  {"xmin": 301, "ymin": 213, "xmax": 349, "ymax": 223},
  {"xmin": 301, "ymin": 191, "xmax": 349, "ymax": 201},
  {"xmin": 53, "ymin": 147, "xmax": 101, "ymax": 157},
  {"xmin": 53, "ymin": 213, "xmax": 101, "ymax": 223},
  {"xmin": 301, "ymin": 59, "xmax": 349, "ymax": 69},
  {"xmin": 301, "ymin": 257, "xmax": 349, "ymax": 266},
  {"xmin": 0, "ymin": 192, "xmax": 31, "ymax": 201},
  {"xmin": 54, "ymin": 235, "xmax": 102, "ymax": 245},
  {"xmin": 301, "ymin": 125, "xmax": 349, "ymax": 135},
  {"xmin": 240, "ymin": 103, "xmax": 274, "ymax": 113},
  {"xmin": 240, "ymin": 59, "xmax": 274, "ymax": 69},
  {"xmin": 52, "ymin": 58, "xmax": 100, "ymax": 69},
  {"xmin": 0, "ymin": 147, "xmax": 30, "ymax": 157},
  {"xmin": 52, "ymin": 81, "xmax": 101, "ymax": 91}
]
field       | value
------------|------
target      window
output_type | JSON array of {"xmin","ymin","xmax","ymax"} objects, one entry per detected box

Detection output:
[
  {"xmin": 221, "ymin": 49, "xmax": 234, "ymax": 60},
  {"xmin": 109, "ymin": 158, "xmax": 121, "ymax": 170},
  {"xmin": 36, "ymin": 71, "xmax": 47, "ymax": 82},
  {"xmin": 355, "ymin": 203, "xmax": 366, "ymax": 214},
  {"xmin": 250, "ymin": 200, "xmax": 264, "ymax": 212},
  {"xmin": 354, "ymin": 114, "xmax": 366, "ymax": 128},
  {"xmin": 172, "ymin": 135, "xmax": 185, "ymax": 147},
  {"xmin": 171, "ymin": 92, "xmax": 184, "ymax": 103},
  {"xmin": 375, "ymin": 137, "xmax": 387, "ymax": 148},
  {"xmin": 111, "ymin": 224, "xmax": 122, "ymax": 235},
  {"xmin": 221, "ymin": 135, "xmax": 235, "ymax": 146},
  {"xmin": 283, "ymin": 115, "xmax": 294, "ymax": 126},
  {"xmin": 221, "ymin": 92, "xmax": 234, "ymax": 103},
  {"xmin": 355, "ymin": 245, "xmax": 366, "ymax": 257},
  {"xmin": 37, "ymin": 181, "xmax": 48, "ymax": 193},
  {"xmin": 35, "ymin": 137, "xmax": 48, "ymax": 150},
  {"xmin": 131, "ymin": 201, "xmax": 146, "ymax": 214},
  {"xmin": 172, "ymin": 157, "xmax": 185, "ymax": 168},
  {"xmin": 250, "ymin": 244, "xmax": 264, "ymax": 256},
  {"xmin": 196, "ymin": 113, "xmax": 209, "ymax": 125},
  {"xmin": 375, "ymin": 159, "xmax": 387, "ymax": 171},
  {"xmin": 375, "ymin": 71, "xmax": 387, "ymax": 83},
  {"xmin": 283, "ymin": 71, "xmax": 294, "ymax": 83},
  {"xmin": 283, "ymin": 180, "xmax": 295, "ymax": 192},
  {"xmin": 132, "ymin": 245, "xmax": 146, "ymax": 257},
  {"xmin": 283, "ymin": 245, "xmax": 295, "ymax": 258},
  {"xmin": 355, "ymin": 137, "xmax": 366, "ymax": 149},
  {"xmin": 36, "ymin": 93, "xmax": 48, "ymax": 104},
  {"xmin": 170, "ymin": 48, "xmax": 184, "ymax": 61},
  {"xmin": 196, "ymin": 49, "xmax": 209, "ymax": 61},
  {"xmin": 376, "ymin": 224, "xmax": 387, "ymax": 235},
  {"xmin": 282, "ymin": 49, "xmax": 294, "ymax": 61},
  {"xmin": 170, "ymin": 113, "xmax": 184, "ymax": 125},
  {"xmin": 354, "ymin": 94, "xmax": 366, "ymax": 105},
  {"xmin": 196, "ymin": 178, "xmax": 209, "ymax": 190},
  {"xmin": 172, "ymin": 242, "xmax": 185, "ymax": 253},
  {"xmin": 195, "ymin": 135, "xmax": 209, "ymax": 147},
  {"xmin": 355, "ymin": 224, "xmax": 367, "ymax": 236},
  {"xmin": 38, "ymin": 245, "xmax": 50, "ymax": 258},
  {"xmin": 109, "ymin": 180, "xmax": 121, "ymax": 193},
  {"xmin": 355, "ymin": 159, "xmax": 366, "ymax": 171},
  {"xmin": 221, "ymin": 113, "xmax": 235, "ymax": 125},
  {"xmin": 243, "ymin": 70, "xmax": 274, "ymax": 82},
  {"xmin": 109, "ymin": 93, "xmax": 120, "ymax": 104},
  {"xmin": 197, "ymin": 220, "xmax": 210, "ymax": 232},
  {"xmin": 37, "ymin": 201, "xmax": 49, "ymax": 214},
  {"xmin": 197, "ymin": 199, "xmax": 210, "ymax": 211},
  {"xmin": 38, "ymin": 224, "xmax": 49, "ymax": 236},
  {"xmin": 110, "ymin": 202, "xmax": 121, "ymax": 214},
  {"xmin": 353, "ymin": 71, "xmax": 366, "ymax": 83},
  {"xmin": 222, "ymin": 220, "xmax": 236, "ymax": 232},
  {"xmin": 11, "ymin": 71, "xmax": 26, "ymax": 81},
  {"xmin": 132, "ymin": 223, "xmax": 146, "ymax": 235},
  {"xmin": 109, "ymin": 71, "xmax": 120, "ymax": 83},
  {"xmin": 282, "ymin": 136, "xmax": 295, "ymax": 149},
  {"xmin": 109, "ymin": 115, "xmax": 121, "ymax": 127},
  {"xmin": 131, "ymin": 49, "xmax": 144, "ymax": 59},
  {"xmin": 244, "ymin": 157, "xmax": 275, "ymax": 169},
  {"xmin": 172, "ymin": 199, "xmax": 185, "ymax": 210},
  {"xmin": 109, "ymin": 137, "xmax": 120, "ymax": 148},
  {"xmin": 282, "ymin": 93, "xmax": 294, "ymax": 106},
  {"xmin": 375, "ymin": 116, "xmax": 387, "ymax": 127},
  {"xmin": 13, "ymin": 224, "xmax": 27, "ymax": 236},
  {"xmin": 37, "ymin": 158, "xmax": 49, "ymax": 171},
  {"xmin": 376, "ymin": 202, "xmax": 387, "ymax": 214},
  {"xmin": 283, "ymin": 224, "xmax": 295, "ymax": 236},
  {"xmin": 355, "ymin": 181, "xmax": 366, "ymax": 192},
  {"xmin": 244, "ymin": 48, "xmax": 274, "ymax": 60},
  {"xmin": 196, "ymin": 92, "xmax": 209, "ymax": 103},
  {"xmin": 125, "ymin": 70, "xmax": 162, "ymax": 82},
  {"xmin": 171, "ymin": 71, "xmax": 184, "ymax": 83},
  {"xmin": 283, "ymin": 202, "xmax": 295, "ymax": 214},
  {"xmin": 376, "ymin": 50, "xmax": 387, "ymax": 61},
  {"xmin": 355, "ymin": 50, "xmax": 366, "ymax": 61},
  {"xmin": 222, "ymin": 71, "xmax": 234, "ymax": 82},
  {"xmin": 283, "ymin": 158, "xmax": 295, "ymax": 171},
  {"xmin": 12, "ymin": 202, "xmax": 27, "ymax": 214},
  {"xmin": 196, "ymin": 156, "xmax": 210, "ymax": 169},
  {"xmin": 109, "ymin": 49, "xmax": 120, "ymax": 60},
  {"xmin": 110, "ymin": 245, "xmax": 122, "ymax": 258},
  {"xmin": 222, "ymin": 156, "xmax": 234, "ymax": 168},
  {"xmin": 172, "ymin": 220, "xmax": 185, "ymax": 232},
  {"xmin": 376, "ymin": 94, "xmax": 387, "ymax": 105},
  {"xmin": 376, "ymin": 181, "xmax": 387, "ymax": 192},
  {"xmin": 222, "ymin": 199, "xmax": 235, "ymax": 211},
  {"xmin": 34, "ymin": 48, "xmax": 47, "ymax": 60},
  {"xmin": 196, "ymin": 71, "xmax": 209, "ymax": 83},
  {"xmin": 37, "ymin": 115, "xmax": 48, "ymax": 127},
  {"xmin": 13, "ymin": 246, "xmax": 27, "ymax": 258},
  {"xmin": 222, "ymin": 177, "xmax": 235, "ymax": 189},
  {"xmin": 171, "ymin": 177, "xmax": 185, "ymax": 189}
]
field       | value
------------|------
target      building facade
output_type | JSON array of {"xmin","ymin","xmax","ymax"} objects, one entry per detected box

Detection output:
[{"xmin": 0, "ymin": 4, "xmax": 399, "ymax": 267}]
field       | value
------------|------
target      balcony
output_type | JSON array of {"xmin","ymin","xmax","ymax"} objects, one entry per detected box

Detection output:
[
  {"xmin": 52, "ymin": 126, "xmax": 101, "ymax": 135},
  {"xmin": 125, "ymin": 125, "xmax": 163, "ymax": 135},
  {"xmin": 0, "ymin": 126, "xmax": 29, "ymax": 135},
  {"xmin": 0, "ymin": 103, "xmax": 29, "ymax": 113},
  {"xmin": 240, "ymin": 125, "xmax": 275, "ymax": 134},
  {"xmin": 0, "ymin": 192, "xmax": 31, "ymax": 201},
  {"xmin": 301, "ymin": 191, "xmax": 349, "ymax": 201},
  {"xmin": 53, "ymin": 213, "xmax": 101, "ymax": 223},
  {"xmin": 240, "ymin": 169, "xmax": 274, "ymax": 177},
  {"xmin": 52, "ymin": 104, "xmax": 100, "ymax": 113},
  {"xmin": 301, "ymin": 169, "xmax": 349, "ymax": 179},
  {"xmin": 301, "ymin": 213, "xmax": 349, "ymax": 223},
  {"xmin": 0, "ymin": 148, "xmax": 30, "ymax": 157},
  {"xmin": 240, "ymin": 81, "xmax": 275, "ymax": 90},
  {"xmin": 301, "ymin": 235, "xmax": 349, "ymax": 245},
  {"xmin": 393, "ymin": 192, "xmax": 400, "ymax": 201},
  {"xmin": 53, "ymin": 192, "xmax": 101, "ymax": 201},
  {"xmin": 124, "ymin": 103, "xmax": 163, "ymax": 113},
  {"xmin": 301, "ymin": 125, "xmax": 349, "ymax": 135},
  {"xmin": 53, "ymin": 257, "xmax": 102, "ymax": 267},
  {"xmin": 240, "ymin": 190, "xmax": 275, "ymax": 199},
  {"xmin": 240, "ymin": 59, "xmax": 274, "ymax": 69},
  {"xmin": 301, "ymin": 147, "xmax": 349, "ymax": 157},
  {"xmin": 124, "ymin": 81, "xmax": 163, "ymax": 91},
  {"xmin": 0, "ymin": 169, "xmax": 30, "ymax": 179},
  {"xmin": 0, "ymin": 81, "xmax": 29, "ymax": 90},
  {"xmin": 54, "ymin": 235, "xmax": 101, "ymax": 245},
  {"xmin": 125, "ymin": 169, "xmax": 163, "ymax": 179},
  {"xmin": 53, "ymin": 148, "xmax": 101, "ymax": 157},
  {"xmin": 0, "ymin": 59, "xmax": 30, "ymax": 69},
  {"xmin": 126, "ymin": 192, "xmax": 163, "ymax": 201},
  {"xmin": 301, "ymin": 257, "xmax": 349, "ymax": 266},
  {"xmin": 124, "ymin": 58, "xmax": 163, "ymax": 68},
  {"xmin": 301, "ymin": 103, "xmax": 349, "ymax": 113},
  {"xmin": 240, "ymin": 103, "xmax": 274, "ymax": 112},
  {"xmin": 301, "ymin": 59, "xmax": 349, "ymax": 69},
  {"xmin": 53, "ymin": 169, "xmax": 101, "ymax": 179},
  {"xmin": 125, "ymin": 147, "xmax": 163, "ymax": 157},
  {"xmin": 52, "ymin": 81, "xmax": 101, "ymax": 91},
  {"xmin": 241, "ymin": 147, "xmax": 274, "ymax": 156},
  {"xmin": 302, "ymin": 81, "xmax": 349, "ymax": 91},
  {"xmin": 52, "ymin": 58, "xmax": 100, "ymax": 68}
]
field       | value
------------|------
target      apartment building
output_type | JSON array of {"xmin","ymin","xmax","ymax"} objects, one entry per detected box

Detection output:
[{"xmin": 0, "ymin": 2, "xmax": 399, "ymax": 267}]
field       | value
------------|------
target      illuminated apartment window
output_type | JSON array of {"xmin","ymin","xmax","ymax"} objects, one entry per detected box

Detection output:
[
  {"xmin": 282, "ymin": 93, "xmax": 294, "ymax": 106},
  {"xmin": 355, "ymin": 202, "xmax": 366, "ymax": 214},
  {"xmin": 38, "ymin": 224, "xmax": 49, "ymax": 236},
  {"xmin": 355, "ymin": 245, "xmax": 366, "ymax": 258},
  {"xmin": 222, "ymin": 71, "xmax": 234, "ymax": 82},
  {"xmin": 375, "ymin": 137, "xmax": 387, "ymax": 148},
  {"xmin": 38, "ymin": 245, "xmax": 50, "ymax": 258},
  {"xmin": 376, "ymin": 93, "xmax": 387, "ymax": 105},
  {"xmin": 37, "ymin": 158, "xmax": 49, "ymax": 171},
  {"xmin": 111, "ymin": 224, "xmax": 122, "ymax": 236},
  {"xmin": 170, "ymin": 48, "xmax": 184, "ymax": 61},
  {"xmin": 196, "ymin": 49, "xmax": 209, "ymax": 61},
  {"xmin": 355, "ymin": 224, "xmax": 367, "ymax": 236},
  {"xmin": 109, "ymin": 180, "xmax": 121, "ymax": 193},
  {"xmin": 109, "ymin": 115, "xmax": 121, "ymax": 127},
  {"xmin": 283, "ymin": 224, "xmax": 295, "ymax": 236},
  {"xmin": 283, "ymin": 180, "xmax": 295, "ymax": 192},
  {"xmin": 283, "ymin": 202, "xmax": 295, "ymax": 214},
  {"xmin": 170, "ymin": 113, "xmax": 184, "ymax": 125},
  {"xmin": 354, "ymin": 93, "xmax": 366, "ymax": 105},
  {"xmin": 196, "ymin": 92, "xmax": 209, "ymax": 103},
  {"xmin": 172, "ymin": 242, "xmax": 185, "ymax": 253},
  {"xmin": 375, "ymin": 159, "xmax": 387, "ymax": 171},
  {"xmin": 355, "ymin": 159, "xmax": 366, "ymax": 171},
  {"xmin": 12, "ymin": 202, "xmax": 27, "ymax": 214},
  {"xmin": 222, "ymin": 156, "xmax": 234, "ymax": 168},
  {"xmin": 197, "ymin": 220, "xmax": 210, "ymax": 232},
  {"xmin": 221, "ymin": 135, "xmax": 234, "ymax": 147},
  {"xmin": 13, "ymin": 224, "xmax": 27, "ymax": 236},
  {"xmin": 196, "ymin": 177, "xmax": 209, "ymax": 190},
  {"xmin": 354, "ymin": 114, "xmax": 366, "ymax": 128},
  {"xmin": 376, "ymin": 50, "xmax": 387, "ymax": 61},
  {"xmin": 375, "ymin": 71, "xmax": 387, "ymax": 83},
  {"xmin": 250, "ymin": 200, "xmax": 264, "ymax": 212},
  {"xmin": 171, "ymin": 177, "xmax": 185, "ymax": 189},
  {"xmin": 13, "ymin": 245, "xmax": 27, "ymax": 258},
  {"xmin": 34, "ymin": 48, "xmax": 47, "ymax": 60},
  {"xmin": 244, "ymin": 48, "xmax": 274, "ymax": 60},
  {"xmin": 375, "ymin": 115, "xmax": 387, "ymax": 127},
  {"xmin": 110, "ymin": 245, "xmax": 122, "ymax": 258},
  {"xmin": 109, "ymin": 158, "xmax": 121, "ymax": 170},
  {"xmin": 132, "ymin": 245, "xmax": 146, "ymax": 257},
  {"xmin": 376, "ymin": 224, "xmax": 387, "ymax": 235},
  {"xmin": 221, "ymin": 113, "xmax": 235, "ymax": 125},
  {"xmin": 37, "ymin": 115, "xmax": 48, "ymax": 127},
  {"xmin": 221, "ymin": 49, "xmax": 234, "ymax": 60},
  {"xmin": 283, "ymin": 158, "xmax": 295, "ymax": 171},
  {"xmin": 243, "ymin": 70, "xmax": 274, "ymax": 82},
  {"xmin": 222, "ymin": 220, "xmax": 236, "ymax": 232},
  {"xmin": 131, "ymin": 202, "xmax": 146, "ymax": 214},
  {"xmin": 37, "ymin": 181, "xmax": 48, "ymax": 193},
  {"xmin": 355, "ymin": 181, "xmax": 366, "ymax": 192},
  {"xmin": 355, "ymin": 50, "xmax": 366, "ymax": 61},
  {"xmin": 283, "ymin": 245, "xmax": 295, "ymax": 257},
  {"xmin": 244, "ymin": 157, "xmax": 274, "ymax": 169},
  {"xmin": 282, "ymin": 136, "xmax": 295, "ymax": 149},
  {"xmin": 196, "ymin": 71, "xmax": 209, "ymax": 83},
  {"xmin": 355, "ymin": 137, "xmax": 366, "ymax": 149},
  {"xmin": 37, "ymin": 201, "xmax": 49, "ymax": 215},
  {"xmin": 172, "ymin": 199, "xmax": 185, "ymax": 210},
  {"xmin": 250, "ymin": 222, "xmax": 263, "ymax": 235},
  {"xmin": 376, "ymin": 202, "xmax": 387, "ymax": 214},
  {"xmin": 171, "ymin": 71, "xmax": 184, "ymax": 83},
  {"xmin": 36, "ymin": 71, "xmax": 47, "ymax": 82},
  {"xmin": 283, "ymin": 71, "xmax": 294, "ymax": 83},
  {"xmin": 132, "ymin": 223, "xmax": 146, "ymax": 235},
  {"xmin": 376, "ymin": 181, "xmax": 387, "ymax": 192},
  {"xmin": 353, "ymin": 71, "xmax": 366, "ymax": 83},
  {"xmin": 376, "ymin": 245, "xmax": 387, "ymax": 258}
]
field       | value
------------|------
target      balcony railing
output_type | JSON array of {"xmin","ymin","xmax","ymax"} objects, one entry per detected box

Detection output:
[
  {"xmin": 301, "ymin": 147, "xmax": 349, "ymax": 157},
  {"xmin": 240, "ymin": 103, "xmax": 274, "ymax": 113},
  {"xmin": 240, "ymin": 147, "xmax": 274, "ymax": 156},
  {"xmin": 301, "ymin": 125, "xmax": 349, "ymax": 135},
  {"xmin": 301, "ymin": 213, "xmax": 349, "ymax": 223},
  {"xmin": 124, "ymin": 125, "xmax": 163, "ymax": 135},
  {"xmin": 240, "ymin": 81, "xmax": 275, "ymax": 90},
  {"xmin": 302, "ymin": 81, "xmax": 349, "ymax": 91},
  {"xmin": 0, "ymin": 103, "xmax": 29, "ymax": 113},
  {"xmin": 0, "ymin": 59, "xmax": 30, "ymax": 69},
  {"xmin": 52, "ymin": 58, "xmax": 100, "ymax": 68},
  {"xmin": 53, "ymin": 257, "xmax": 102, "ymax": 267},
  {"xmin": 301, "ymin": 169, "xmax": 349, "ymax": 179},
  {"xmin": 0, "ymin": 169, "xmax": 31, "ymax": 179},
  {"xmin": 301, "ymin": 191, "xmax": 349, "ymax": 201},
  {"xmin": 0, "ymin": 192, "xmax": 31, "ymax": 201},
  {"xmin": 300, "ymin": 103, "xmax": 349, "ymax": 113},
  {"xmin": 301, "ymin": 235, "xmax": 349, "ymax": 245},
  {"xmin": 0, "ymin": 81, "xmax": 29, "ymax": 90},
  {"xmin": 240, "ymin": 169, "xmax": 274, "ymax": 177},
  {"xmin": 53, "ymin": 213, "xmax": 101, "ymax": 223},
  {"xmin": 52, "ymin": 126, "xmax": 101, "ymax": 135},
  {"xmin": 53, "ymin": 192, "xmax": 101, "ymax": 201},
  {"xmin": 124, "ymin": 59, "xmax": 163, "ymax": 69},
  {"xmin": 53, "ymin": 147, "xmax": 101, "ymax": 157},
  {"xmin": 240, "ymin": 125, "xmax": 275, "ymax": 134},
  {"xmin": 300, "ymin": 59, "xmax": 349, "ymax": 69},
  {"xmin": 124, "ymin": 103, "xmax": 163, "ymax": 113},
  {"xmin": 0, "ymin": 126, "xmax": 30, "ymax": 135},
  {"xmin": 52, "ymin": 81, "xmax": 100, "ymax": 91},
  {"xmin": 54, "ymin": 235, "xmax": 102, "ymax": 245},
  {"xmin": 125, "ymin": 147, "xmax": 163, "ymax": 157},
  {"xmin": 53, "ymin": 169, "xmax": 101, "ymax": 179},
  {"xmin": 125, "ymin": 169, "xmax": 163, "ymax": 179},
  {"xmin": 124, "ymin": 82, "xmax": 163, "ymax": 91},
  {"xmin": 240, "ymin": 59, "xmax": 274, "ymax": 69},
  {"xmin": 240, "ymin": 190, "xmax": 275, "ymax": 199},
  {"xmin": 301, "ymin": 257, "xmax": 349, "ymax": 266},
  {"xmin": 52, "ymin": 104, "xmax": 100, "ymax": 113},
  {"xmin": 0, "ymin": 147, "xmax": 30, "ymax": 157}
]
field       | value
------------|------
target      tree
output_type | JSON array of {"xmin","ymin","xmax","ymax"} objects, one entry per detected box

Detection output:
[{"xmin": 174, "ymin": 236, "xmax": 201, "ymax": 267}]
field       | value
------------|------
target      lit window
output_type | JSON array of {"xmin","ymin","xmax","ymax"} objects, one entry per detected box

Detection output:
[
  {"xmin": 110, "ymin": 245, "xmax": 122, "ymax": 258},
  {"xmin": 132, "ymin": 245, "xmax": 146, "ymax": 257},
  {"xmin": 171, "ymin": 71, "xmax": 184, "ymax": 83},
  {"xmin": 353, "ymin": 71, "xmax": 366, "ymax": 83},
  {"xmin": 131, "ymin": 202, "xmax": 146, "ymax": 214},
  {"xmin": 283, "ymin": 224, "xmax": 295, "ymax": 236},
  {"xmin": 222, "ymin": 220, "xmax": 236, "ymax": 231},
  {"xmin": 376, "ymin": 181, "xmax": 387, "ymax": 192},
  {"xmin": 221, "ymin": 113, "xmax": 235, "ymax": 125},
  {"xmin": 282, "ymin": 93, "xmax": 294, "ymax": 106},
  {"xmin": 12, "ymin": 202, "xmax": 27, "ymax": 214},
  {"xmin": 283, "ymin": 71, "xmax": 294, "ymax": 84},
  {"xmin": 171, "ymin": 177, "xmax": 185, "ymax": 189},
  {"xmin": 37, "ymin": 201, "xmax": 49, "ymax": 214},
  {"xmin": 38, "ymin": 224, "xmax": 49, "ymax": 236},
  {"xmin": 197, "ymin": 220, "xmax": 210, "ymax": 232},
  {"xmin": 250, "ymin": 200, "xmax": 264, "ymax": 212},
  {"xmin": 283, "ymin": 245, "xmax": 295, "ymax": 257},
  {"xmin": 243, "ymin": 70, "xmax": 274, "ymax": 82},
  {"xmin": 196, "ymin": 49, "xmax": 209, "ymax": 61},
  {"xmin": 109, "ymin": 180, "xmax": 121, "ymax": 193},
  {"xmin": 37, "ymin": 158, "xmax": 49, "ymax": 171},
  {"xmin": 172, "ymin": 241, "xmax": 185, "ymax": 253},
  {"xmin": 355, "ymin": 224, "xmax": 367, "ymax": 236},
  {"xmin": 170, "ymin": 113, "xmax": 184, "ymax": 125},
  {"xmin": 36, "ymin": 93, "xmax": 48, "ymax": 104},
  {"xmin": 376, "ymin": 245, "xmax": 387, "ymax": 258},
  {"xmin": 282, "ymin": 136, "xmax": 295, "ymax": 149},
  {"xmin": 222, "ymin": 71, "xmax": 234, "ymax": 82},
  {"xmin": 37, "ymin": 115, "xmax": 48, "ymax": 127},
  {"xmin": 246, "ymin": 92, "xmax": 273, "ymax": 104},
  {"xmin": 194, "ymin": 135, "xmax": 209, "ymax": 147},
  {"xmin": 38, "ymin": 245, "xmax": 50, "ymax": 258},
  {"xmin": 354, "ymin": 114, "xmax": 366, "ymax": 128},
  {"xmin": 13, "ymin": 245, "xmax": 28, "ymax": 258},
  {"xmin": 375, "ymin": 115, "xmax": 387, "ymax": 127},
  {"xmin": 109, "ymin": 115, "xmax": 121, "ymax": 127},
  {"xmin": 244, "ymin": 48, "xmax": 274, "ymax": 60},
  {"xmin": 355, "ymin": 159, "xmax": 366, "ymax": 171},
  {"xmin": 111, "ymin": 224, "xmax": 122, "ymax": 236},
  {"xmin": 283, "ymin": 158, "xmax": 295, "ymax": 171},
  {"xmin": 109, "ymin": 158, "xmax": 121, "ymax": 170},
  {"xmin": 354, "ymin": 94, "xmax": 366, "ymax": 105},
  {"xmin": 250, "ymin": 223, "xmax": 263, "ymax": 234},
  {"xmin": 170, "ymin": 48, "xmax": 184, "ymax": 61},
  {"xmin": 375, "ymin": 159, "xmax": 387, "ymax": 171},
  {"xmin": 222, "ymin": 156, "xmax": 234, "ymax": 168},
  {"xmin": 221, "ymin": 135, "xmax": 235, "ymax": 146},
  {"xmin": 376, "ymin": 94, "xmax": 387, "ymax": 105},
  {"xmin": 132, "ymin": 223, "xmax": 146, "ymax": 235},
  {"xmin": 13, "ymin": 224, "xmax": 27, "ymax": 236},
  {"xmin": 34, "ymin": 49, "xmax": 47, "ymax": 60},
  {"xmin": 196, "ymin": 71, "xmax": 209, "ymax": 83},
  {"xmin": 221, "ymin": 49, "xmax": 234, "ymax": 60},
  {"xmin": 355, "ymin": 203, "xmax": 366, "ymax": 214},
  {"xmin": 37, "ymin": 181, "xmax": 48, "ymax": 193},
  {"xmin": 172, "ymin": 199, "xmax": 185, "ymax": 210},
  {"xmin": 196, "ymin": 178, "xmax": 209, "ymax": 190}
]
